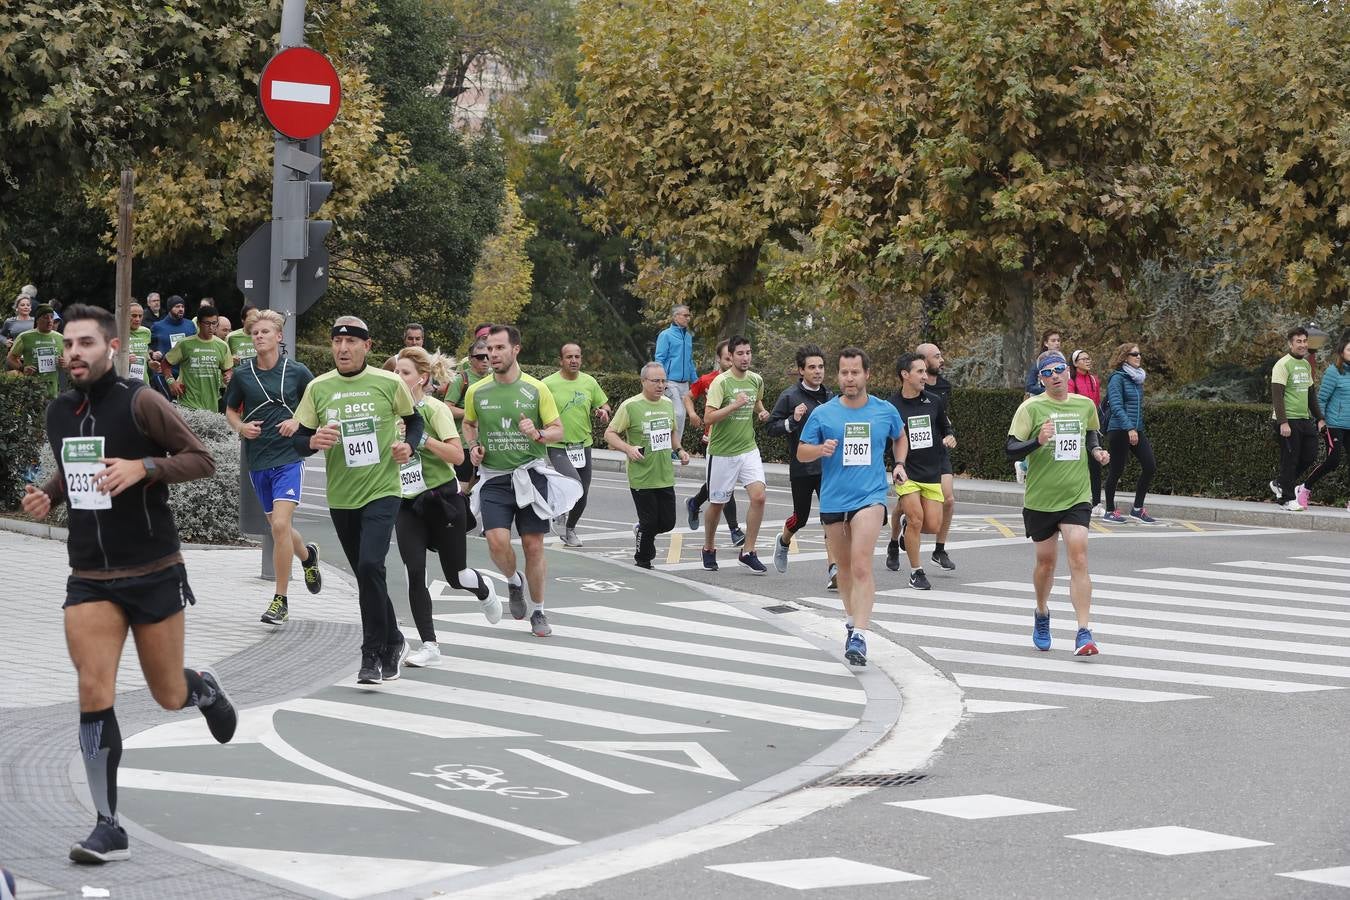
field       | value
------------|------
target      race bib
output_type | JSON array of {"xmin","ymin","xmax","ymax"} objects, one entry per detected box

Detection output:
[
  {"xmin": 1053, "ymin": 418, "xmax": 1082, "ymax": 461},
  {"xmin": 843, "ymin": 422, "xmax": 871, "ymax": 467},
  {"xmin": 648, "ymin": 421, "xmax": 673, "ymax": 452},
  {"xmin": 567, "ymin": 447, "xmax": 588, "ymax": 469},
  {"xmin": 62, "ymin": 437, "xmax": 111, "ymax": 510},
  {"xmin": 907, "ymin": 414, "xmax": 933, "ymax": 450},
  {"xmin": 341, "ymin": 417, "xmax": 380, "ymax": 468},
  {"xmin": 399, "ymin": 458, "xmax": 426, "ymax": 497},
  {"xmin": 36, "ymin": 346, "xmax": 56, "ymax": 374},
  {"xmin": 128, "ymin": 357, "xmax": 145, "ymax": 381},
  {"xmin": 169, "ymin": 332, "xmax": 187, "ymax": 347}
]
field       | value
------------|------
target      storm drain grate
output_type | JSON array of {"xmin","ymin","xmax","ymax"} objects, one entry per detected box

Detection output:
[
  {"xmin": 762, "ymin": 604, "xmax": 798, "ymax": 614},
  {"xmin": 818, "ymin": 773, "xmax": 928, "ymax": 788}
]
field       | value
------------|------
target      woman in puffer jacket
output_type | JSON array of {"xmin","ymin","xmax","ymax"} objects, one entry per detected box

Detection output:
[
  {"xmin": 1102, "ymin": 342, "xmax": 1158, "ymax": 524},
  {"xmin": 1301, "ymin": 335, "xmax": 1350, "ymax": 509}
]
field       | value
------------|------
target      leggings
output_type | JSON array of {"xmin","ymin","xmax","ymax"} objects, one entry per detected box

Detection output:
[
  {"xmin": 633, "ymin": 486, "xmax": 677, "ymax": 564},
  {"xmin": 395, "ymin": 484, "xmax": 488, "ymax": 643},
  {"xmin": 1104, "ymin": 429, "xmax": 1157, "ymax": 511},
  {"xmin": 690, "ymin": 453, "xmax": 739, "ymax": 528},
  {"xmin": 1303, "ymin": 427, "xmax": 1348, "ymax": 490},
  {"xmin": 546, "ymin": 446, "xmax": 593, "ymax": 528},
  {"xmin": 1088, "ymin": 455, "xmax": 1102, "ymax": 507},
  {"xmin": 785, "ymin": 474, "xmax": 822, "ymax": 534},
  {"xmin": 330, "ymin": 496, "xmax": 402, "ymax": 654}
]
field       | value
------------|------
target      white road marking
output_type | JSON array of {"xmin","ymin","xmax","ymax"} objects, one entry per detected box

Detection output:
[
  {"xmin": 1143, "ymin": 566, "xmax": 1350, "ymax": 600},
  {"xmin": 553, "ymin": 741, "xmax": 738, "ymax": 781},
  {"xmin": 979, "ymin": 579, "xmax": 1350, "ymax": 621},
  {"xmin": 1223, "ymin": 559, "xmax": 1350, "ymax": 578},
  {"xmin": 951, "ymin": 673, "xmax": 1207, "ymax": 703},
  {"xmin": 1086, "ymin": 573, "xmax": 1334, "ymax": 604},
  {"xmin": 280, "ymin": 697, "xmax": 538, "ymax": 739},
  {"xmin": 184, "ymin": 845, "xmax": 477, "ymax": 899},
  {"xmin": 706, "ymin": 857, "xmax": 928, "ymax": 889},
  {"xmin": 118, "ymin": 769, "xmax": 408, "ymax": 809},
  {"xmin": 662, "ymin": 599, "xmax": 759, "ymax": 619},
  {"xmin": 888, "ymin": 794, "xmax": 1072, "ymax": 819},
  {"xmin": 1278, "ymin": 866, "xmax": 1350, "ymax": 888},
  {"xmin": 1066, "ymin": 825, "xmax": 1272, "ymax": 855},
  {"xmin": 1294, "ymin": 555, "xmax": 1350, "ymax": 566},
  {"xmin": 505, "ymin": 748, "xmax": 653, "ymax": 795},
  {"xmin": 552, "ymin": 606, "xmax": 815, "ymax": 648},
  {"xmin": 963, "ymin": 699, "xmax": 1063, "ymax": 714}
]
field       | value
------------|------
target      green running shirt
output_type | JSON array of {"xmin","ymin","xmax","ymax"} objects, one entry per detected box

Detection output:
[
  {"xmin": 402, "ymin": 395, "xmax": 460, "ymax": 495},
  {"xmin": 706, "ymin": 370, "xmax": 764, "ymax": 457},
  {"xmin": 11, "ymin": 328, "xmax": 62, "ymax": 397},
  {"xmin": 227, "ymin": 329, "xmax": 257, "ymax": 363},
  {"xmin": 462, "ymin": 372, "xmax": 560, "ymax": 470},
  {"xmin": 543, "ymin": 371, "xmax": 609, "ymax": 447},
  {"xmin": 165, "ymin": 335, "xmax": 232, "ymax": 411},
  {"xmin": 1008, "ymin": 393, "xmax": 1101, "ymax": 512},
  {"xmin": 609, "ymin": 395, "xmax": 678, "ymax": 489},
  {"xmin": 127, "ymin": 326, "xmax": 152, "ymax": 383},
  {"xmin": 1271, "ymin": 353, "xmax": 1314, "ymax": 421}
]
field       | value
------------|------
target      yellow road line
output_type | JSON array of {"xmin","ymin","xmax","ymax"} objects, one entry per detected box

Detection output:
[
  {"xmin": 1090, "ymin": 521, "xmax": 1112, "ymax": 534},
  {"xmin": 1179, "ymin": 521, "xmax": 1204, "ymax": 533},
  {"xmin": 666, "ymin": 531, "xmax": 683, "ymax": 564},
  {"xmin": 985, "ymin": 517, "xmax": 1015, "ymax": 538}
]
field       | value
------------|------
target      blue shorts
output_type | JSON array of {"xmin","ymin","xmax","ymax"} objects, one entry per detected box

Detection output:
[{"xmin": 249, "ymin": 462, "xmax": 304, "ymax": 514}]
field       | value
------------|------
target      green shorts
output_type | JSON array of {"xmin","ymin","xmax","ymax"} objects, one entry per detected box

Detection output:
[{"xmin": 895, "ymin": 479, "xmax": 944, "ymax": 503}]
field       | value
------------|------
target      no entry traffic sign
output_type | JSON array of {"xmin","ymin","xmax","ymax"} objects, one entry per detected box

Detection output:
[{"xmin": 259, "ymin": 46, "xmax": 342, "ymax": 140}]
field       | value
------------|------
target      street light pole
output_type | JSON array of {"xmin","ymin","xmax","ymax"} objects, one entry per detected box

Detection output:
[{"xmin": 269, "ymin": 0, "xmax": 308, "ymax": 359}]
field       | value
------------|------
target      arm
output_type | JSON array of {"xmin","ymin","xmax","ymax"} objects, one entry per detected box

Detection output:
[
  {"xmin": 1005, "ymin": 434, "xmax": 1042, "ymax": 462},
  {"xmin": 766, "ymin": 389, "xmax": 795, "ymax": 437},
  {"xmin": 1272, "ymin": 383, "xmax": 1287, "ymax": 424},
  {"xmin": 654, "ymin": 329, "xmax": 672, "ymax": 370},
  {"xmin": 1318, "ymin": 369, "xmax": 1337, "ymax": 417},
  {"xmin": 424, "ymin": 433, "xmax": 465, "ymax": 466},
  {"xmin": 400, "ymin": 409, "xmax": 425, "ymax": 456},
  {"xmin": 1024, "ymin": 359, "xmax": 1041, "ymax": 394},
  {"xmin": 5, "ymin": 346, "xmax": 20, "ymax": 372},
  {"xmin": 1106, "ymin": 373, "xmax": 1125, "ymax": 430},
  {"xmin": 1310, "ymin": 384, "xmax": 1324, "ymax": 422},
  {"xmin": 127, "ymin": 389, "xmax": 216, "ymax": 483},
  {"xmin": 536, "ymin": 417, "xmax": 564, "ymax": 446}
]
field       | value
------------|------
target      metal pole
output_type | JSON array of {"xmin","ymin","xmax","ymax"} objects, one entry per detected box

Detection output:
[
  {"xmin": 114, "ymin": 168, "xmax": 134, "ymax": 375},
  {"xmin": 270, "ymin": 0, "xmax": 308, "ymax": 358}
]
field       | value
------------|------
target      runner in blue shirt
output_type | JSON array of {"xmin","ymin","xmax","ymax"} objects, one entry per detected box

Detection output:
[{"xmin": 798, "ymin": 347, "xmax": 905, "ymax": 667}]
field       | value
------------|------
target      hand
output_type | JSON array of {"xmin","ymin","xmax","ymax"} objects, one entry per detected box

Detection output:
[
  {"xmin": 893, "ymin": 463, "xmax": 908, "ymax": 484},
  {"xmin": 793, "ymin": 402, "xmax": 807, "ymax": 422},
  {"xmin": 518, "ymin": 413, "xmax": 540, "ymax": 441},
  {"xmin": 170, "ymin": 381, "xmax": 185, "ymax": 398},
  {"xmin": 391, "ymin": 441, "xmax": 412, "ymax": 463},
  {"xmin": 470, "ymin": 444, "xmax": 485, "ymax": 466},
  {"xmin": 1319, "ymin": 419, "xmax": 1327, "ymax": 432},
  {"xmin": 57, "ymin": 354, "xmax": 68, "ymax": 370},
  {"xmin": 688, "ymin": 413, "xmax": 703, "ymax": 430},
  {"xmin": 1037, "ymin": 419, "xmax": 1055, "ymax": 445},
  {"xmin": 596, "ymin": 406, "xmax": 611, "ymax": 424},
  {"xmin": 678, "ymin": 450, "xmax": 690, "ymax": 466},
  {"xmin": 1094, "ymin": 448, "xmax": 1111, "ymax": 465},
  {"xmin": 238, "ymin": 420, "xmax": 263, "ymax": 440},
  {"xmin": 1128, "ymin": 429, "xmax": 1139, "ymax": 446},
  {"xmin": 21, "ymin": 484, "xmax": 51, "ymax": 520},
  {"xmin": 757, "ymin": 408, "xmax": 770, "ymax": 423},
  {"xmin": 22, "ymin": 366, "xmax": 35, "ymax": 376},
  {"xmin": 734, "ymin": 392, "xmax": 750, "ymax": 408},
  {"xmin": 95, "ymin": 457, "xmax": 147, "ymax": 497},
  {"xmin": 310, "ymin": 423, "xmax": 340, "ymax": 451},
  {"xmin": 277, "ymin": 418, "xmax": 299, "ymax": 437},
  {"xmin": 820, "ymin": 438, "xmax": 838, "ymax": 457},
  {"xmin": 625, "ymin": 445, "xmax": 645, "ymax": 462},
  {"xmin": 943, "ymin": 435, "xmax": 957, "ymax": 449},
  {"xmin": 1280, "ymin": 422, "xmax": 1292, "ymax": 438}
]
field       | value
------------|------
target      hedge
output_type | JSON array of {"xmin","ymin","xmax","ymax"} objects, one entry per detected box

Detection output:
[{"xmin": 0, "ymin": 374, "xmax": 48, "ymax": 509}]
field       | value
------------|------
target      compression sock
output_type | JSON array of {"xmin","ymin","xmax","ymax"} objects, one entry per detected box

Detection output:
[
  {"xmin": 79, "ymin": 708, "xmax": 122, "ymax": 823},
  {"xmin": 457, "ymin": 568, "xmax": 490, "ymax": 601},
  {"xmin": 182, "ymin": 669, "xmax": 218, "ymax": 709}
]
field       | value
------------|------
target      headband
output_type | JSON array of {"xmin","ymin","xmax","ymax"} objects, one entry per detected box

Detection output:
[
  {"xmin": 1070, "ymin": 350, "xmax": 1089, "ymax": 365},
  {"xmin": 332, "ymin": 322, "xmax": 370, "ymax": 341},
  {"xmin": 1038, "ymin": 353, "xmax": 1068, "ymax": 372}
]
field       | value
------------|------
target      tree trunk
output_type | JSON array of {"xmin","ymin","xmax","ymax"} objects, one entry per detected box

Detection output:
[
  {"xmin": 114, "ymin": 168, "xmax": 134, "ymax": 377},
  {"xmin": 920, "ymin": 285, "xmax": 945, "ymax": 343},
  {"xmin": 1000, "ymin": 273, "xmax": 1034, "ymax": 389},
  {"xmin": 717, "ymin": 243, "xmax": 759, "ymax": 341}
]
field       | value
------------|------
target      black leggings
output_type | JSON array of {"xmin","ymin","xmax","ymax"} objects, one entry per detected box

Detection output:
[
  {"xmin": 546, "ymin": 447, "xmax": 593, "ymax": 528},
  {"xmin": 690, "ymin": 454, "xmax": 739, "ymax": 529},
  {"xmin": 330, "ymin": 496, "xmax": 401, "ymax": 654},
  {"xmin": 395, "ymin": 484, "xmax": 487, "ymax": 643},
  {"xmin": 1304, "ymin": 427, "xmax": 1347, "ymax": 490},
  {"xmin": 634, "ymin": 486, "xmax": 677, "ymax": 564},
  {"xmin": 784, "ymin": 474, "xmax": 822, "ymax": 535},
  {"xmin": 1104, "ymin": 429, "xmax": 1157, "ymax": 511}
]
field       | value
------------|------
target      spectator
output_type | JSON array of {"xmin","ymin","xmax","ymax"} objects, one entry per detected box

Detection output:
[
  {"xmin": 1068, "ymin": 349, "xmax": 1104, "ymax": 513},
  {"xmin": 1269, "ymin": 327, "xmax": 1324, "ymax": 511},
  {"xmin": 1024, "ymin": 328, "xmax": 1062, "ymax": 396},
  {"xmin": 143, "ymin": 291, "xmax": 164, "ymax": 325},
  {"xmin": 1299, "ymin": 335, "xmax": 1350, "ymax": 509},
  {"xmin": 1, "ymin": 295, "xmax": 35, "ymax": 349},
  {"xmin": 654, "ymin": 304, "xmax": 697, "ymax": 452},
  {"xmin": 1101, "ymin": 342, "xmax": 1158, "ymax": 524}
]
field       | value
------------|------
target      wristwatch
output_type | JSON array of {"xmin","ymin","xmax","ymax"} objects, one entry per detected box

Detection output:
[{"xmin": 142, "ymin": 457, "xmax": 158, "ymax": 479}]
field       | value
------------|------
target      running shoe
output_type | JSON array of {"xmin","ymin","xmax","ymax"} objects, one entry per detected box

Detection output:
[
  {"xmin": 898, "ymin": 514, "xmax": 907, "ymax": 551},
  {"xmin": 562, "ymin": 528, "xmax": 583, "ymax": 548},
  {"xmin": 773, "ymin": 536, "xmax": 790, "ymax": 574},
  {"xmin": 729, "ymin": 527, "xmax": 747, "ymax": 547},
  {"xmin": 844, "ymin": 632, "xmax": 867, "ymax": 667},
  {"xmin": 357, "ymin": 652, "xmax": 382, "ymax": 685},
  {"xmin": 406, "ymin": 642, "xmax": 442, "ymax": 667},
  {"xmin": 930, "ymin": 549, "xmax": 956, "ymax": 571},
  {"xmin": 634, "ymin": 522, "xmax": 641, "ymax": 554},
  {"xmin": 479, "ymin": 578, "xmax": 503, "ymax": 624},
  {"xmin": 738, "ymin": 551, "xmax": 767, "ymax": 575},
  {"xmin": 1014, "ymin": 459, "xmax": 1027, "ymax": 484},
  {"xmin": 885, "ymin": 540, "xmax": 900, "ymax": 572},
  {"xmin": 1074, "ymin": 627, "xmax": 1099, "ymax": 657},
  {"xmin": 531, "ymin": 609, "xmax": 552, "ymax": 637},
  {"xmin": 1269, "ymin": 479, "xmax": 1282, "ymax": 501},
  {"xmin": 686, "ymin": 496, "xmax": 701, "ymax": 531},
  {"xmin": 1296, "ymin": 483, "xmax": 1310, "ymax": 510},
  {"xmin": 381, "ymin": 638, "xmax": 409, "ymax": 681},
  {"xmin": 909, "ymin": 568, "xmax": 931, "ymax": 590},
  {"xmin": 302, "ymin": 543, "xmax": 322, "ymax": 593},
  {"xmin": 1032, "ymin": 610, "xmax": 1052, "ymax": 651},
  {"xmin": 508, "ymin": 580, "xmax": 527, "ymax": 619},
  {"xmin": 198, "ymin": 669, "xmax": 237, "ymax": 743},
  {"xmin": 826, "ymin": 563, "xmax": 838, "ymax": 592},
  {"xmin": 69, "ymin": 819, "xmax": 129, "ymax": 864},
  {"xmin": 1281, "ymin": 500, "xmax": 1304, "ymax": 512},
  {"xmin": 702, "ymin": 548, "xmax": 718, "ymax": 571},
  {"xmin": 260, "ymin": 594, "xmax": 288, "ymax": 625},
  {"xmin": 635, "ymin": 557, "xmax": 653, "ymax": 570},
  {"xmin": 1129, "ymin": 507, "xmax": 1158, "ymax": 524},
  {"xmin": 1091, "ymin": 503, "xmax": 1105, "ymax": 518},
  {"xmin": 551, "ymin": 513, "xmax": 567, "ymax": 536},
  {"xmin": 1102, "ymin": 509, "xmax": 1127, "ymax": 523}
]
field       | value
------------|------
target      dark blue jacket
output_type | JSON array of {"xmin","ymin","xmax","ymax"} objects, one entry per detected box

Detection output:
[
  {"xmin": 1024, "ymin": 357, "xmax": 1045, "ymax": 395},
  {"xmin": 1105, "ymin": 369, "xmax": 1144, "ymax": 432}
]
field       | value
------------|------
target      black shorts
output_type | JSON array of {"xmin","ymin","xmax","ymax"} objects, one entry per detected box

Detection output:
[
  {"xmin": 820, "ymin": 503, "xmax": 888, "ymax": 527},
  {"xmin": 478, "ymin": 472, "xmax": 553, "ymax": 535},
  {"xmin": 1022, "ymin": 502, "xmax": 1092, "ymax": 542},
  {"xmin": 64, "ymin": 563, "xmax": 197, "ymax": 625}
]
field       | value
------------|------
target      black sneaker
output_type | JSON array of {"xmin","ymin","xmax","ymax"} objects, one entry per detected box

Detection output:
[
  {"xmin": 885, "ymin": 540, "xmax": 900, "ymax": 572},
  {"xmin": 899, "ymin": 513, "xmax": 908, "ymax": 551},
  {"xmin": 635, "ymin": 557, "xmax": 653, "ymax": 570},
  {"xmin": 930, "ymin": 549, "xmax": 956, "ymax": 571},
  {"xmin": 827, "ymin": 563, "xmax": 839, "ymax": 592},
  {"xmin": 909, "ymin": 568, "xmax": 932, "ymax": 590},
  {"xmin": 686, "ymin": 496, "xmax": 700, "ymax": 531},
  {"xmin": 260, "ymin": 594, "xmax": 288, "ymax": 625},
  {"xmin": 508, "ymin": 580, "xmax": 527, "ymax": 620},
  {"xmin": 737, "ymin": 551, "xmax": 767, "ymax": 575},
  {"xmin": 729, "ymin": 527, "xmax": 747, "ymax": 547},
  {"xmin": 382, "ymin": 639, "xmax": 409, "ymax": 681},
  {"xmin": 198, "ymin": 669, "xmax": 237, "ymax": 744},
  {"xmin": 69, "ymin": 818, "xmax": 129, "ymax": 864},
  {"xmin": 302, "ymin": 543, "xmax": 322, "ymax": 594},
  {"xmin": 702, "ymin": 548, "xmax": 718, "ymax": 571},
  {"xmin": 357, "ymin": 652, "xmax": 383, "ymax": 685}
]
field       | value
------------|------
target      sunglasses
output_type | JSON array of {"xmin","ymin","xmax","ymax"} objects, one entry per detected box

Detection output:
[
  {"xmin": 471, "ymin": 354, "xmax": 489, "ymax": 361},
  {"xmin": 1038, "ymin": 364, "xmax": 1068, "ymax": 377},
  {"xmin": 1127, "ymin": 351, "xmax": 1141, "ymax": 357}
]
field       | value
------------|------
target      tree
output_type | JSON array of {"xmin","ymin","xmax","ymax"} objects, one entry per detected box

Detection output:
[
  {"xmin": 815, "ymin": 0, "xmax": 1171, "ymax": 385},
  {"xmin": 559, "ymin": 0, "xmax": 830, "ymax": 339},
  {"xmin": 1158, "ymin": 0, "xmax": 1350, "ymax": 310},
  {"xmin": 427, "ymin": 0, "xmax": 574, "ymax": 103},
  {"xmin": 466, "ymin": 184, "xmax": 536, "ymax": 330}
]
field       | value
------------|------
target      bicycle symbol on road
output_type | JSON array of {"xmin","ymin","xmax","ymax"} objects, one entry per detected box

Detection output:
[
  {"xmin": 556, "ymin": 576, "xmax": 633, "ymax": 593},
  {"xmin": 412, "ymin": 763, "xmax": 569, "ymax": 800}
]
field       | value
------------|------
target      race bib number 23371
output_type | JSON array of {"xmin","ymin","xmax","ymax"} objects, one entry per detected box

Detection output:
[{"xmin": 62, "ymin": 436, "xmax": 111, "ymax": 510}]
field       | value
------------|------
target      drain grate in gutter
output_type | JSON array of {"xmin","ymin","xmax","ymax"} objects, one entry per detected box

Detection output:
[
  {"xmin": 818, "ymin": 773, "xmax": 928, "ymax": 788},
  {"xmin": 762, "ymin": 604, "xmax": 798, "ymax": 614}
]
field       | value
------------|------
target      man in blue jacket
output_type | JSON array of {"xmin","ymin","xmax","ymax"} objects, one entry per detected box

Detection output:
[
  {"xmin": 655, "ymin": 305, "xmax": 696, "ymax": 455},
  {"xmin": 149, "ymin": 296, "xmax": 196, "ymax": 399}
]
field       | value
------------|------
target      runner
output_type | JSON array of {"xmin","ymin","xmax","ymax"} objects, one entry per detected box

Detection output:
[
  {"xmin": 886, "ymin": 352, "xmax": 955, "ymax": 589},
  {"xmin": 683, "ymin": 339, "xmax": 744, "ymax": 545},
  {"xmin": 21, "ymin": 304, "xmax": 237, "ymax": 864},
  {"xmin": 5, "ymin": 303, "xmax": 63, "ymax": 398},
  {"xmin": 767, "ymin": 344, "xmax": 835, "ymax": 582},
  {"xmin": 916, "ymin": 342, "xmax": 958, "ymax": 570},
  {"xmin": 149, "ymin": 296, "xmax": 195, "ymax": 361},
  {"xmin": 392, "ymin": 347, "xmax": 502, "ymax": 667},
  {"xmin": 162, "ymin": 305, "xmax": 232, "ymax": 413},
  {"xmin": 1017, "ymin": 328, "xmax": 1063, "ymax": 484},
  {"xmin": 797, "ymin": 347, "xmax": 904, "ymax": 666},
  {"xmin": 1006, "ymin": 350, "xmax": 1110, "ymax": 656},
  {"xmin": 605, "ymin": 362, "xmax": 691, "ymax": 568},
  {"xmin": 126, "ymin": 303, "xmax": 152, "ymax": 384},
  {"xmin": 226, "ymin": 309, "xmax": 259, "ymax": 367},
  {"xmin": 461, "ymin": 325, "xmax": 581, "ymax": 637},
  {"xmin": 701, "ymin": 335, "xmax": 771, "ymax": 574},
  {"xmin": 451, "ymin": 337, "xmax": 493, "ymax": 494},
  {"xmin": 1269, "ymin": 327, "xmax": 1325, "ymax": 512},
  {"xmin": 543, "ymin": 342, "xmax": 611, "ymax": 547},
  {"xmin": 290, "ymin": 316, "xmax": 425, "ymax": 684},
  {"xmin": 223, "ymin": 310, "xmax": 323, "ymax": 625}
]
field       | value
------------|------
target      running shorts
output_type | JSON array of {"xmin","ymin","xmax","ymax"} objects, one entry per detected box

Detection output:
[
  {"xmin": 249, "ymin": 461, "xmax": 304, "ymax": 514},
  {"xmin": 820, "ymin": 503, "xmax": 888, "ymax": 527},
  {"xmin": 707, "ymin": 449, "xmax": 766, "ymax": 504},
  {"xmin": 895, "ymin": 479, "xmax": 944, "ymax": 503},
  {"xmin": 478, "ymin": 471, "xmax": 553, "ymax": 535},
  {"xmin": 65, "ymin": 563, "xmax": 197, "ymax": 625},
  {"xmin": 1022, "ymin": 502, "xmax": 1092, "ymax": 542}
]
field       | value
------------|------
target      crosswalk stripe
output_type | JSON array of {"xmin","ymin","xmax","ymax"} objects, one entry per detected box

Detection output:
[
  {"xmin": 923, "ymin": 647, "xmax": 1335, "ymax": 693},
  {"xmin": 363, "ymin": 679, "xmax": 723, "ymax": 735},
  {"xmin": 552, "ymin": 606, "xmax": 816, "ymax": 649},
  {"xmin": 1143, "ymin": 566, "xmax": 1350, "ymax": 599},
  {"xmin": 1294, "ymin": 555, "xmax": 1350, "ymax": 566},
  {"xmin": 281, "ymin": 698, "xmax": 537, "ymax": 740},
  {"xmin": 965, "ymin": 699, "xmax": 1063, "ymax": 713},
  {"xmin": 1086, "ymin": 573, "xmax": 1342, "ymax": 605},
  {"xmin": 974, "ymin": 579, "xmax": 1350, "ymax": 623},
  {"xmin": 118, "ymin": 769, "xmax": 408, "ymax": 809},
  {"xmin": 881, "ymin": 622, "xmax": 1350, "ymax": 680},
  {"xmin": 434, "ymin": 614, "xmax": 849, "ymax": 676},
  {"xmin": 1220, "ymin": 559, "xmax": 1350, "ymax": 578},
  {"xmin": 423, "ymin": 659, "xmax": 858, "ymax": 731},
  {"xmin": 423, "ymin": 631, "xmax": 864, "ymax": 704},
  {"xmin": 662, "ymin": 600, "xmax": 760, "ymax": 619},
  {"xmin": 183, "ymin": 845, "xmax": 478, "ymax": 898},
  {"xmin": 951, "ymin": 673, "xmax": 1207, "ymax": 703}
]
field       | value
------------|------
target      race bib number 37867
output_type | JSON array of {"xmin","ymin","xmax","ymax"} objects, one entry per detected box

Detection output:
[{"xmin": 842, "ymin": 422, "xmax": 872, "ymax": 467}]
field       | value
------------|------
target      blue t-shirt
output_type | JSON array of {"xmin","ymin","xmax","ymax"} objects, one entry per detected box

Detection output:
[{"xmin": 800, "ymin": 395, "xmax": 902, "ymax": 513}]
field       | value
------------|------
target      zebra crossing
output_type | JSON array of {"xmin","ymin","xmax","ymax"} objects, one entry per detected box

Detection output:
[
  {"xmin": 119, "ymin": 583, "xmax": 867, "ymax": 898},
  {"xmin": 800, "ymin": 554, "xmax": 1350, "ymax": 710}
]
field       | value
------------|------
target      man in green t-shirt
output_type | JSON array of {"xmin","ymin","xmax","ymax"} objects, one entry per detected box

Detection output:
[
  {"xmin": 163, "ymin": 305, "xmax": 232, "ymax": 412},
  {"xmin": 6, "ymin": 304, "xmax": 63, "ymax": 397},
  {"xmin": 542, "ymin": 341, "xmax": 611, "ymax": 547},
  {"xmin": 701, "ymin": 335, "xmax": 771, "ymax": 574},
  {"xmin": 1007, "ymin": 350, "xmax": 1111, "ymax": 658},
  {"xmin": 226, "ymin": 309, "xmax": 258, "ymax": 367},
  {"xmin": 291, "ymin": 315, "xmax": 423, "ymax": 685},
  {"xmin": 1270, "ymin": 326, "xmax": 1325, "ymax": 510},
  {"xmin": 606, "ymin": 362, "xmax": 690, "ymax": 569},
  {"xmin": 126, "ymin": 302, "xmax": 153, "ymax": 383},
  {"xmin": 463, "ymin": 324, "xmax": 576, "ymax": 638}
]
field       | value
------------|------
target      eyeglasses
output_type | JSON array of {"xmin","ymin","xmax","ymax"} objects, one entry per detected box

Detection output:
[
  {"xmin": 1038, "ymin": 364, "xmax": 1068, "ymax": 377},
  {"xmin": 471, "ymin": 354, "xmax": 488, "ymax": 361},
  {"xmin": 643, "ymin": 377, "xmax": 667, "ymax": 384},
  {"xmin": 1127, "ymin": 351, "xmax": 1141, "ymax": 357}
]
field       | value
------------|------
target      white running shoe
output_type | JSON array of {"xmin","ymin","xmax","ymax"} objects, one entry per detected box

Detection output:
[
  {"xmin": 1280, "ymin": 499, "xmax": 1303, "ymax": 512},
  {"xmin": 479, "ymin": 578, "xmax": 503, "ymax": 624},
  {"xmin": 1091, "ymin": 503, "xmax": 1105, "ymax": 518},
  {"xmin": 406, "ymin": 643, "xmax": 441, "ymax": 667}
]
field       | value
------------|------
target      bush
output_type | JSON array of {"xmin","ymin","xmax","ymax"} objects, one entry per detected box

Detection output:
[{"xmin": 0, "ymin": 374, "xmax": 47, "ymax": 509}]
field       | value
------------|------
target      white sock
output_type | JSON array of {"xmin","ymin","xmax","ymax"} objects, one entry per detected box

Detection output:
[
  {"xmin": 912, "ymin": 567, "xmax": 921, "ymax": 575},
  {"xmin": 531, "ymin": 599, "xmax": 545, "ymax": 609},
  {"xmin": 845, "ymin": 618, "xmax": 854, "ymax": 629},
  {"xmin": 508, "ymin": 572, "xmax": 523, "ymax": 588},
  {"xmin": 853, "ymin": 627, "xmax": 866, "ymax": 637}
]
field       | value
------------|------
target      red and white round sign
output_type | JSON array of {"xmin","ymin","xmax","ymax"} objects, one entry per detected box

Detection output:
[{"xmin": 259, "ymin": 47, "xmax": 342, "ymax": 140}]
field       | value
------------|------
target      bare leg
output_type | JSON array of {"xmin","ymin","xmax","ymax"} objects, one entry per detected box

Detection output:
[
  {"xmin": 703, "ymin": 501, "xmax": 724, "ymax": 550},
  {"xmin": 521, "ymin": 532, "xmax": 547, "ymax": 606},
  {"xmin": 267, "ymin": 501, "xmax": 306, "ymax": 596},
  {"xmin": 1060, "ymin": 524, "xmax": 1093, "ymax": 628},
  {"xmin": 845, "ymin": 506, "xmax": 885, "ymax": 629},
  {"xmin": 823, "ymin": 521, "xmax": 853, "ymax": 619},
  {"xmin": 131, "ymin": 611, "xmax": 188, "ymax": 710},
  {"xmin": 65, "ymin": 602, "xmax": 130, "ymax": 712},
  {"xmin": 742, "ymin": 481, "xmax": 766, "ymax": 553},
  {"xmin": 939, "ymin": 474, "xmax": 955, "ymax": 543},
  {"xmin": 1032, "ymin": 534, "xmax": 1060, "ymax": 615},
  {"xmin": 900, "ymin": 492, "xmax": 924, "ymax": 568},
  {"xmin": 889, "ymin": 495, "xmax": 904, "ymax": 541},
  {"xmin": 486, "ymin": 528, "xmax": 519, "ymax": 580}
]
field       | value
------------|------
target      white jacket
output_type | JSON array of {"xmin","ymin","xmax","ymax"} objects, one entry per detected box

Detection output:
[{"xmin": 469, "ymin": 457, "xmax": 583, "ymax": 523}]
